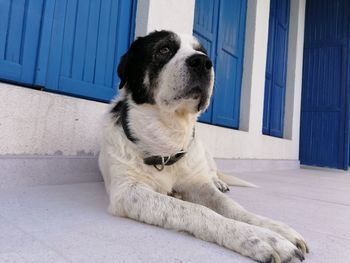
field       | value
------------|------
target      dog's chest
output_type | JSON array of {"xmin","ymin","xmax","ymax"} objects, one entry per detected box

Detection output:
[
  {"xmin": 147, "ymin": 167, "xmax": 180, "ymax": 195},
  {"xmin": 144, "ymin": 142, "xmax": 209, "ymax": 195}
]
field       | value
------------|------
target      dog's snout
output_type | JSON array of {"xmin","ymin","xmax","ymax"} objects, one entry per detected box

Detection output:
[{"xmin": 186, "ymin": 54, "xmax": 212, "ymax": 73}]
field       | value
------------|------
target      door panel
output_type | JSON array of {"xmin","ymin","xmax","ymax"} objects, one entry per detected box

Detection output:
[
  {"xmin": 193, "ymin": 0, "xmax": 247, "ymax": 128},
  {"xmin": 212, "ymin": 0, "xmax": 246, "ymax": 128},
  {"xmin": 263, "ymin": 0, "xmax": 276, "ymax": 134},
  {"xmin": 300, "ymin": 0, "xmax": 349, "ymax": 169},
  {"xmin": 0, "ymin": 0, "xmax": 43, "ymax": 84},
  {"xmin": 42, "ymin": 0, "xmax": 134, "ymax": 102},
  {"xmin": 193, "ymin": 0, "xmax": 219, "ymax": 123},
  {"xmin": 35, "ymin": 0, "xmax": 55, "ymax": 86},
  {"xmin": 263, "ymin": 0, "xmax": 290, "ymax": 137}
]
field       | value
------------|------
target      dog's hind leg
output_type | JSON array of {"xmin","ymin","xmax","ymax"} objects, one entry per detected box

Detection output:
[
  {"xmin": 212, "ymin": 171, "xmax": 257, "ymax": 193},
  {"xmin": 179, "ymin": 180, "xmax": 309, "ymax": 257},
  {"xmin": 204, "ymin": 147, "xmax": 256, "ymax": 190},
  {"xmin": 217, "ymin": 171, "xmax": 257, "ymax": 188}
]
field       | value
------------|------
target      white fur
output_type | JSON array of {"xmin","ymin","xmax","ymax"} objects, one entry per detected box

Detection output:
[
  {"xmin": 98, "ymin": 33, "xmax": 308, "ymax": 262},
  {"xmin": 156, "ymin": 35, "xmax": 214, "ymax": 113}
]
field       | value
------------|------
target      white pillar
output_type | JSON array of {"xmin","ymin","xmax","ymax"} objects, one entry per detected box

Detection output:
[{"xmin": 135, "ymin": 0, "xmax": 195, "ymax": 37}]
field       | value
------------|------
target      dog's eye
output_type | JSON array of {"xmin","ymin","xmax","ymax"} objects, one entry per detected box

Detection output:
[{"xmin": 159, "ymin": 47, "xmax": 170, "ymax": 54}]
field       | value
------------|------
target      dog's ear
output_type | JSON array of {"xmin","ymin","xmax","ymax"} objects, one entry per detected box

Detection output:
[{"xmin": 117, "ymin": 52, "xmax": 129, "ymax": 89}]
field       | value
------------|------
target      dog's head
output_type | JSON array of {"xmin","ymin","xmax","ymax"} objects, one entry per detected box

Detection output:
[{"xmin": 118, "ymin": 30, "xmax": 214, "ymax": 113}]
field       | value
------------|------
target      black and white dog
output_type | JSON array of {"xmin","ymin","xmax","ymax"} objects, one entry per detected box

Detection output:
[{"xmin": 98, "ymin": 31, "xmax": 308, "ymax": 263}]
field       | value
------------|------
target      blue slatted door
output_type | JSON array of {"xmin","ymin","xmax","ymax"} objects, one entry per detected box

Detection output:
[
  {"xmin": 0, "ymin": 0, "xmax": 43, "ymax": 84},
  {"xmin": 263, "ymin": 0, "xmax": 290, "ymax": 137},
  {"xmin": 262, "ymin": 0, "xmax": 276, "ymax": 135},
  {"xmin": 193, "ymin": 0, "xmax": 219, "ymax": 123},
  {"xmin": 212, "ymin": 0, "xmax": 247, "ymax": 128},
  {"xmin": 42, "ymin": 0, "xmax": 133, "ymax": 102},
  {"xmin": 300, "ymin": 0, "xmax": 349, "ymax": 169}
]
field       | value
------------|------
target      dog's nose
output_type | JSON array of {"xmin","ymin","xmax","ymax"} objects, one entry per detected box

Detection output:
[{"xmin": 186, "ymin": 54, "xmax": 212, "ymax": 73}]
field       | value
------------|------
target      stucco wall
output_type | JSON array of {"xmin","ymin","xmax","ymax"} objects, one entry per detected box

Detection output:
[
  {"xmin": 0, "ymin": 0, "xmax": 306, "ymax": 160},
  {"xmin": 0, "ymin": 84, "xmax": 107, "ymax": 156},
  {"xmin": 135, "ymin": 0, "xmax": 195, "ymax": 37}
]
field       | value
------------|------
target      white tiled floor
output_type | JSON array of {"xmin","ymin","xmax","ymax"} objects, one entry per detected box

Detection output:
[{"xmin": 1, "ymin": 168, "xmax": 350, "ymax": 263}]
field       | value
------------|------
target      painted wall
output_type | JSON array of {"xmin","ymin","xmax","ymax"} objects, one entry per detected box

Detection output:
[
  {"xmin": 0, "ymin": 0, "xmax": 306, "ymax": 160},
  {"xmin": 135, "ymin": 0, "xmax": 195, "ymax": 37},
  {"xmin": 0, "ymin": 84, "xmax": 107, "ymax": 156}
]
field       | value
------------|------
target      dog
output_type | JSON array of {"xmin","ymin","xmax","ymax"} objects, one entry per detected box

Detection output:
[{"xmin": 98, "ymin": 30, "xmax": 308, "ymax": 263}]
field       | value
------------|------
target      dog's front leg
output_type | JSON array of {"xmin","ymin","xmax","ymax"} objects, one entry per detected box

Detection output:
[
  {"xmin": 108, "ymin": 181, "xmax": 304, "ymax": 263},
  {"xmin": 179, "ymin": 180, "xmax": 309, "ymax": 256}
]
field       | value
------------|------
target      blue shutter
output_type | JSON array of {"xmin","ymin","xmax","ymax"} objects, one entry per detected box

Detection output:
[
  {"xmin": 193, "ymin": 0, "xmax": 247, "ymax": 128},
  {"xmin": 39, "ymin": 0, "xmax": 134, "ymax": 102},
  {"xmin": 193, "ymin": 0, "xmax": 220, "ymax": 123},
  {"xmin": 300, "ymin": 0, "xmax": 349, "ymax": 170},
  {"xmin": 212, "ymin": 0, "xmax": 247, "ymax": 128},
  {"xmin": 0, "ymin": 0, "xmax": 43, "ymax": 85},
  {"xmin": 263, "ymin": 0, "xmax": 290, "ymax": 137},
  {"xmin": 262, "ymin": 0, "xmax": 276, "ymax": 135}
]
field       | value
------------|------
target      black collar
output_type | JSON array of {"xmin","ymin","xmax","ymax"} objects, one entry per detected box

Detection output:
[
  {"xmin": 118, "ymin": 102, "xmax": 194, "ymax": 171},
  {"xmin": 143, "ymin": 151, "xmax": 186, "ymax": 171}
]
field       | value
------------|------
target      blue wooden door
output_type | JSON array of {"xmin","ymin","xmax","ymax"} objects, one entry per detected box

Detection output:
[
  {"xmin": 38, "ymin": 0, "xmax": 134, "ymax": 102},
  {"xmin": 0, "ymin": 0, "xmax": 43, "ymax": 85},
  {"xmin": 213, "ymin": 0, "xmax": 247, "ymax": 128},
  {"xmin": 300, "ymin": 0, "xmax": 349, "ymax": 169},
  {"xmin": 193, "ymin": 0, "xmax": 220, "ymax": 123},
  {"xmin": 193, "ymin": 0, "xmax": 247, "ymax": 128},
  {"xmin": 263, "ymin": 0, "xmax": 290, "ymax": 137}
]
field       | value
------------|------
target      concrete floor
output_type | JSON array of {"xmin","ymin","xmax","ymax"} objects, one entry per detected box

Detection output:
[{"xmin": 1, "ymin": 168, "xmax": 350, "ymax": 263}]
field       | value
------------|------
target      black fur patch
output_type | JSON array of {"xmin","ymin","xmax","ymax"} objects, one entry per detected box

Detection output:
[
  {"xmin": 110, "ymin": 100, "xmax": 138, "ymax": 142},
  {"xmin": 117, "ymin": 30, "xmax": 180, "ymax": 104},
  {"xmin": 110, "ymin": 100, "xmax": 124, "ymax": 124}
]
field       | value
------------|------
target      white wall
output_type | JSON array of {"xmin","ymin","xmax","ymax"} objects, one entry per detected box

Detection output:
[
  {"xmin": 0, "ymin": 84, "xmax": 107, "ymax": 156},
  {"xmin": 284, "ymin": 0, "xmax": 306, "ymax": 141},
  {"xmin": 0, "ymin": 0, "xmax": 306, "ymax": 160},
  {"xmin": 135, "ymin": 0, "xmax": 195, "ymax": 37}
]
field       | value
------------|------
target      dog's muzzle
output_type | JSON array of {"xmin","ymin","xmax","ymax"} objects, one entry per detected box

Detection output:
[{"xmin": 185, "ymin": 54, "xmax": 213, "ymax": 111}]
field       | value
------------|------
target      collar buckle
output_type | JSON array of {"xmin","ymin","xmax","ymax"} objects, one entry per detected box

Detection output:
[{"xmin": 153, "ymin": 156, "xmax": 171, "ymax": 171}]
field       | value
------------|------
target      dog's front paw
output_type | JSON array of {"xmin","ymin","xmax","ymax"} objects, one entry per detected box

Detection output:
[
  {"xmin": 224, "ymin": 224, "xmax": 304, "ymax": 263},
  {"xmin": 263, "ymin": 220, "xmax": 309, "ymax": 256},
  {"xmin": 260, "ymin": 229, "xmax": 305, "ymax": 263}
]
